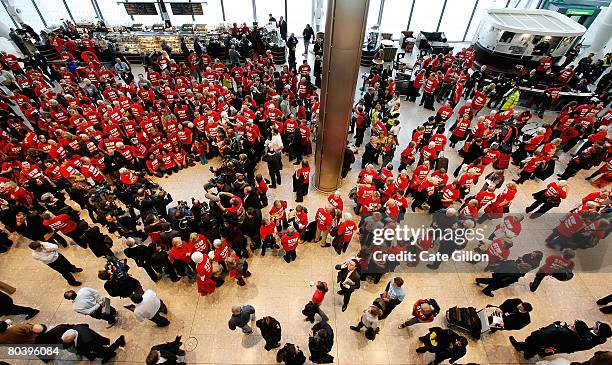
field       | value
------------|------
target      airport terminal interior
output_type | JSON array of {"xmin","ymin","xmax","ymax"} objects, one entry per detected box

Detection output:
[{"xmin": 0, "ymin": 0, "xmax": 611, "ymax": 364}]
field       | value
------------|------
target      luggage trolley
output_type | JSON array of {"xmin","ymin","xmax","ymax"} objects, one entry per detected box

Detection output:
[{"xmin": 445, "ymin": 306, "xmax": 491, "ymax": 339}]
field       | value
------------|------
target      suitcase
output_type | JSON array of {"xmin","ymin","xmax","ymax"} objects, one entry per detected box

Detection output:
[
  {"xmin": 446, "ymin": 306, "xmax": 483, "ymax": 339},
  {"xmin": 436, "ymin": 156, "xmax": 449, "ymax": 171},
  {"xmin": 494, "ymin": 152, "xmax": 511, "ymax": 170}
]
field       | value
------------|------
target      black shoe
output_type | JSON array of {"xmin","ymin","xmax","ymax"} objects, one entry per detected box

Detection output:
[
  {"xmin": 509, "ymin": 336, "xmax": 521, "ymax": 350},
  {"xmin": 25, "ymin": 309, "xmax": 40, "ymax": 319},
  {"xmin": 117, "ymin": 335, "xmax": 126, "ymax": 348},
  {"xmin": 600, "ymin": 306, "xmax": 612, "ymax": 314},
  {"xmin": 416, "ymin": 347, "xmax": 427, "ymax": 353},
  {"xmin": 350, "ymin": 325, "xmax": 360, "ymax": 332},
  {"xmin": 341, "ymin": 305, "xmax": 347, "ymax": 312},
  {"xmin": 482, "ymin": 289, "xmax": 494, "ymax": 297},
  {"xmin": 597, "ymin": 297, "xmax": 609, "ymax": 305},
  {"xmin": 529, "ymin": 282, "xmax": 537, "ymax": 292},
  {"xmin": 73, "ymin": 268, "xmax": 83, "ymax": 273},
  {"xmin": 69, "ymin": 281, "xmax": 82, "ymax": 286}
]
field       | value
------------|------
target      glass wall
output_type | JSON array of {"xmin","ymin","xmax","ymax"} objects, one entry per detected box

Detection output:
[
  {"xmin": 366, "ymin": 0, "xmax": 381, "ymax": 31},
  {"xmin": 379, "ymin": 0, "xmax": 411, "ymax": 37},
  {"xmin": 201, "ymin": 0, "xmax": 224, "ymax": 25},
  {"xmin": 255, "ymin": 0, "xmax": 284, "ymax": 25},
  {"xmin": 10, "ymin": 0, "xmax": 45, "ymax": 31},
  {"xmin": 65, "ymin": 0, "xmax": 97, "ymax": 24},
  {"xmin": 439, "ymin": 0, "xmax": 477, "ymax": 41},
  {"xmin": 96, "ymin": 0, "xmax": 133, "ymax": 26},
  {"xmin": 286, "ymin": 0, "xmax": 310, "ymax": 36},
  {"xmin": 409, "ymin": 0, "xmax": 445, "ymax": 35},
  {"xmin": 33, "ymin": 0, "xmax": 71, "ymax": 26},
  {"xmin": 465, "ymin": 0, "xmax": 507, "ymax": 41},
  {"xmin": 224, "ymin": 0, "xmax": 253, "ymax": 25}
]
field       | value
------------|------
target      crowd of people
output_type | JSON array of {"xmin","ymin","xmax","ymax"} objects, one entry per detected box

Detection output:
[{"xmin": 0, "ymin": 15, "xmax": 610, "ymax": 365}]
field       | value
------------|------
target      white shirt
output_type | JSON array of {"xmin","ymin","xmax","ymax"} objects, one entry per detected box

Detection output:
[
  {"xmin": 134, "ymin": 289, "xmax": 161, "ymax": 321},
  {"xmin": 31, "ymin": 242, "xmax": 59, "ymax": 264},
  {"xmin": 268, "ymin": 134, "xmax": 284, "ymax": 152},
  {"xmin": 73, "ymin": 287, "xmax": 103, "ymax": 315}
]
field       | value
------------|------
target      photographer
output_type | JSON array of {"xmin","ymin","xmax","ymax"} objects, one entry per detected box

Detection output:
[{"xmin": 98, "ymin": 258, "xmax": 143, "ymax": 298}]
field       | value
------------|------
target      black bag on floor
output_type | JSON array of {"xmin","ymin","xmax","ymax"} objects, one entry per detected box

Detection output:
[
  {"xmin": 446, "ymin": 306, "xmax": 482, "ymax": 339},
  {"xmin": 304, "ymin": 221, "xmax": 317, "ymax": 242},
  {"xmin": 436, "ymin": 156, "xmax": 449, "ymax": 171}
]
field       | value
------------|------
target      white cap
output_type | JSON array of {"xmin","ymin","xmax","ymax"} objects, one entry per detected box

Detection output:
[{"xmin": 191, "ymin": 251, "xmax": 204, "ymax": 264}]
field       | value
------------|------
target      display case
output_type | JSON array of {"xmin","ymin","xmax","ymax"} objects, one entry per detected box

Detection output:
[{"xmin": 472, "ymin": 9, "xmax": 586, "ymax": 68}]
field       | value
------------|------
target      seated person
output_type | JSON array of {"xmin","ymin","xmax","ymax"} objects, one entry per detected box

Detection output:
[{"xmin": 487, "ymin": 298, "xmax": 532, "ymax": 331}]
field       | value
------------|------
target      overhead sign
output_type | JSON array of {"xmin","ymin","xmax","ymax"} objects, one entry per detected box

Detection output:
[
  {"xmin": 565, "ymin": 9, "xmax": 594, "ymax": 16},
  {"xmin": 124, "ymin": 3, "xmax": 158, "ymax": 16},
  {"xmin": 170, "ymin": 3, "xmax": 204, "ymax": 15}
]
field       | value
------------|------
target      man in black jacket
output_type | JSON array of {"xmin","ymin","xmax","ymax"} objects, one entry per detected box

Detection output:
[
  {"xmin": 475, "ymin": 251, "xmax": 543, "ymax": 297},
  {"xmin": 256, "ymin": 316, "xmax": 281, "ymax": 351},
  {"xmin": 146, "ymin": 336, "xmax": 186, "ymax": 365},
  {"xmin": 308, "ymin": 320, "xmax": 334, "ymax": 364},
  {"xmin": 242, "ymin": 207, "xmax": 262, "ymax": 250},
  {"xmin": 487, "ymin": 298, "xmax": 532, "ymax": 331},
  {"xmin": 124, "ymin": 238, "xmax": 161, "ymax": 282},
  {"xmin": 11, "ymin": 211, "xmax": 68, "ymax": 247},
  {"xmin": 336, "ymin": 259, "xmax": 360, "ymax": 312},
  {"xmin": 510, "ymin": 320, "xmax": 611, "ymax": 359},
  {"xmin": 277, "ymin": 17, "xmax": 287, "ymax": 40},
  {"xmin": 61, "ymin": 324, "xmax": 126, "ymax": 363}
]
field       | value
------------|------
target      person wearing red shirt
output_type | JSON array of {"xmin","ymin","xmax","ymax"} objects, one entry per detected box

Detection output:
[
  {"xmin": 335, "ymin": 213, "xmax": 357, "ymax": 254},
  {"xmin": 281, "ymin": 226, "xmax": 300, "ymax": 263},
  {"xmin": 42, "ymin": 211, "xmax": 88, "ymax": 247},
  {"xmin": 303, "ymin": 281, "xmax": 329, "ymax": 323},
  {"xmin": 526, "ymin": 180, "xmax": 568, "ymax": 218},
  {"xmin": 168, "ymin": 237, "xmax": 196, "ymax": 280},
  {"xmin": 398, "ymin": 298, "xmax": 439, "ymax": 328},
  {"xmin": 315, "ymin": 206, "xmax": 334, "ymax": 246},
  {"xmin": 536, "ymin": 55, "xmax": 552, "ymax": 73},
  {"xmin": 419, "ymin": 74, "xmax": 439, "ymax": 111},
  {"xmin": 482, "ymin": 238, "xmax": 513, "ymax": 269},
  {"xmin": 478, "ymin": 181, "xmax": 518, "ymax": 223},
  {"xmin": 327, "ymin": 191, "xmax": 343, "ymax": 211},
  {"xmin": 360, "ymin": 191, "xmax": 382, "ymax": 217},
  {"xmin": 515, "ymin": 155, "xmax": 544, "ymax": 184},
  {"xmin": 259, "ymin": 217, "xmax": 277, "ymax": 256},
  {"xmin": 408, "ymin": 69, "xmax": 426, "ymax": 102},
  {"xmin": 557, "ymin": 65, "xmax": 575, "ymax": 83},
  {"xmin": 530, "ymin": 249, "xmax": 575, "ymax": 292}
]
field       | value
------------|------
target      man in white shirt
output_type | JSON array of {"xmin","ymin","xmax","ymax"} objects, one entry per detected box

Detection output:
[
  {"xmin": 126, "ymin": 289, "xmax": 169, "ymax": 327},
  {"xmin": 29, "ymin": 241, "xmax": 82, "ymax": 286},
  {"xmin": 64, "ymin": 288, "xmax": 117, "ymax": 327}
]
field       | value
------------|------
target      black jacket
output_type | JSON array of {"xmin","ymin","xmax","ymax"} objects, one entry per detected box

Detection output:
[
  {"xmin": 498, "ymin": 298, "xmax": 531, "ymax": 331},
  {"xmin": 124, "ymin": 244, "xmax": 155, "ymax": 267},
  {"xmin": 256, "ymin": 316, "xmax": 281, "ymax": 343},
  {"xmin": 335, "ymin": 264, "xmax": 360, "ymax": 291},
  {"xmin": 70, "ymin": 324, "xmax": 111, "ymax": 359}
]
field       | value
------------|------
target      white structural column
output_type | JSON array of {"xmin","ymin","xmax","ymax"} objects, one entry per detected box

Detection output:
[{"xmin": 588, "ymin": 6, "xmax": 612, "ymax": 56}]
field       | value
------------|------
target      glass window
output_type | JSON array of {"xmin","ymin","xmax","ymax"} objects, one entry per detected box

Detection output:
[
  {"xmin": 286, "ymin": 0, "xmax": 310, "ymax": 37},
  {"xmin": 0, "ymin": 5, "xmax": 16, "ymax": 29},
  {"xmin": 10, "ymin": 1, "xmax": 45, "ymax": 31},
  {"xmin": 465, "ymin": 0, "xmax": 506, "ymax": 41},
  {"xmin": 255, "ymin": 0, "xmax": 284, "ymax": 26},
  {"xmin": 64, "ymin": 0, "xmax": 97, "ymax": 24},
  {"xmin": 366, "ymin": 0, "xmax": 381, "ymax": 30},
  {"xmin": 224, "ymin": 0, "xmax": 253, "ymax": 25},
  {"xmin": 438, "ymin": 0, "xmax": 476, "ymax": 42},
  {"xmin": 408, "ymin": 0, "xmax": 445, "ymax": 36},
  {"xmin": 380, "ymin": 0, "xmax": 412, "ymax": 38},
  {"xmin": 96, "ymin": 0, "xmax": 133, "ymax": 27},
  {"xmin": 33, "ymin": 0, "xmax": 70, "ymax": 26},
  {"xmin": 199, "ymin": 0, "xmax": 223, "ymax": 24}
]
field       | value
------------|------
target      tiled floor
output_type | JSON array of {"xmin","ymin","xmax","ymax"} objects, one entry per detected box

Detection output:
[{"xmin": 0, "ymin": 55, "xmax": 611, "ymax": 364}]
